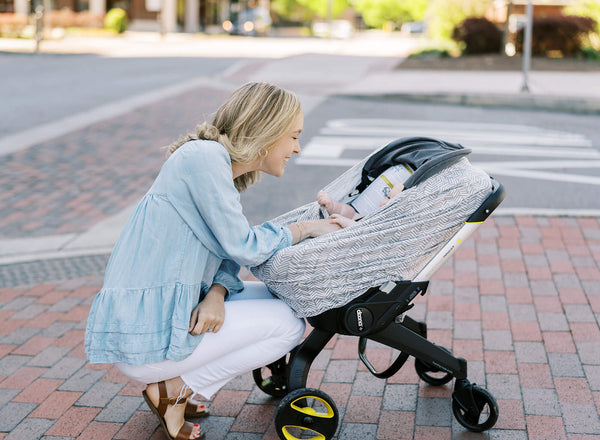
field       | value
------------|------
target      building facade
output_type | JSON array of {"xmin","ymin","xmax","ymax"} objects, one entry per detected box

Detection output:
[{"xmin": 1, "ymin": 0, "xmax": 256, "ymax": 33}]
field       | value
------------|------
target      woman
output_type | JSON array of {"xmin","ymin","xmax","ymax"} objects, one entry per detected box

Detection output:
[{"xmin": 85, "ymin": 82, "xmax": 342, "ymax": 440}]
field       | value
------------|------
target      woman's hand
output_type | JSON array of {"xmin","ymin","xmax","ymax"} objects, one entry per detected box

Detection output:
[
  {"xmin": 189, "ymin": 284, "xmax": 227, "ymax": 335},
  {"xmin": 308, "ymin": 218, "xmax": 343, "ymax": 237},
  {"xmin": 328, "ymin": 214, "xmax": 356, "ymax": 229}
]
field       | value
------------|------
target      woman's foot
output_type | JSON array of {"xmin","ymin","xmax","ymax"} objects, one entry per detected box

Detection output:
[
  {"xmin": 185, "ymin": 398, "xmax": 210, "ymax": 418},
  {"xmin": 144, "ymin": 379, "xmax": 204, "ymax": 439}
]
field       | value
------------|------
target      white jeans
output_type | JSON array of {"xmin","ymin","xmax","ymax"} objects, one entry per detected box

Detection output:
[{"xmin": 115, "ymin": 281, "xmax": 305, "ymax": 399}]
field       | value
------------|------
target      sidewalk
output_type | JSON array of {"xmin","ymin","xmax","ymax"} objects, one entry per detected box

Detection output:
[
  {"xmin": 1, "ymin": 32, "xmax": 600, "ymax": 440},
  {"xmin": 1, "ymin": 217, "xmax": 600, "ymax": 440},
  {"xmin": 3, "ymin": 32, "xmax": 600, "ymax": 114}
]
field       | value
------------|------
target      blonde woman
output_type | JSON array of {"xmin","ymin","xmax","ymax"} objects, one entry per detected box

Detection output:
[{"xmin": 85, "ymin": 83, "xmax": 342, "ymax": 440}]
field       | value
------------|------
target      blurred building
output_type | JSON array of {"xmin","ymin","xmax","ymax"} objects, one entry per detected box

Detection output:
[
  {"xmin": 1, "ymin": 0, "xmax": 269, "ymax": 33},
  {"xmin": 487, "ymin": 0, "xmax": 577, "ymax": 43},
  {"xmin": 489, "ymin": 0, "xmax": 576, "ymax": 28}
]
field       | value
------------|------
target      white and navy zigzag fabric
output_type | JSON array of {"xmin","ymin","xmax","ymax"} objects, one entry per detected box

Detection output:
[{"xmin": 251, "ymin": 156, "xmax": 491, "ymax": 318}]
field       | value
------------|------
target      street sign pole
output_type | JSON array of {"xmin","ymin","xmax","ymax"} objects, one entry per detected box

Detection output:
[
  {"xmin": 34, "ymin": 0, "xmax": 44, "ymax": 54},
  {"xmin": 521, "ymin": 0, "xmax": 533, "ymax": 92}
]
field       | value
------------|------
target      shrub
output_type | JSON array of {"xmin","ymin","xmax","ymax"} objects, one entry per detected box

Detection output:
[
  {"xmin": 426, "ymin": 0, "xmax": 492, "ymax": 41},
  {"xmin": 580, "ymin": 46, "xmax": 600, "ymax": 60},
  {"xmin": 104, "ymin": 8, "xmax": 128, "ymax": 33},
  {"xmin": 515, "ymin": 14, "xmax": 596, "ymax": 56},
  {"xmin": 0, "ymin": 13, "xmax": 28, "ymax": 37},
  {"xmin": 408, "ymin": 48, "xmax": 452, "ymax": 58},
  {"xmin": 452, "ymin": 17, "xmax": 503, "ymax": 54},
  {"xmin": 566, "ymin": 0, "xmax": 600, "ymax": 36}
]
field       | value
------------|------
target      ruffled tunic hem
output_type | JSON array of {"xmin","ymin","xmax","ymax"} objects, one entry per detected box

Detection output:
[{"xmin": 85, "ymin": 282, "xmax": 206, "ymax": 366}]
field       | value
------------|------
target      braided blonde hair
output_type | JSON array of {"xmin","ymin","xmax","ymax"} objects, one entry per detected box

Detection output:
[{"xmin": 168, "ymin": 82, "xmax": 302, "ymax": 192}]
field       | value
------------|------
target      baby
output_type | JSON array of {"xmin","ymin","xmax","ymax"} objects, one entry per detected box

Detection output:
[{"xmin": 318, "ymin": 164, "xmax": 411, "ymax": 228}]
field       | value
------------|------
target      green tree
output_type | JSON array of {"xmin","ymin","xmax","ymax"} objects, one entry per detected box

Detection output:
[
  {"xmin": 353, "ymin": 0, "xmax": 428, "ymax": 29},
  {"xmin": 426, "ymin": 0, "xmax": 492, "ymax": 41},
  {"xmin": 270, "ymin": 0, "xmax": 313, "ymax": 23},
  {"xmin": 294, "ymin": 0, "xmax": 350, "ymax": 19}
]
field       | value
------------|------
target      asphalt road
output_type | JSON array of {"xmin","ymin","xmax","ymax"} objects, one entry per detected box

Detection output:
[
  {"xmin": 1, "ymin": 53, "xmax": 240, "ymax": 136},
  {"xmin": 3, "ymin": 51, "xmax": 599, "ymax": 223},
  {"xmin": 241, "ymin": 95, "xmax": 600, "ymax": 223}
]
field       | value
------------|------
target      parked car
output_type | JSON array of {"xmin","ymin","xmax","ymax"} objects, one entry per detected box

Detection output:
[
  {"xmin": 401, "ymin": 20, "xmax": 425, "ymax": 34},
  {"xmin": 312, "ymin": 20, "xmax": 353, "ymax": 39},
  {"xmin": 223, "ymin": 6, "xmax": 271, "ymax": 36}
]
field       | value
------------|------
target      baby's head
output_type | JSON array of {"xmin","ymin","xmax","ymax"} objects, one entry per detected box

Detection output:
[{"xmin": 380, "ymin": 183, "xmax": 404, "ymax": 207}]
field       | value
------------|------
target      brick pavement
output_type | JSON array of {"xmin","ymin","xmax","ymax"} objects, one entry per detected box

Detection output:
[
  {"xmin": 0, "ymin": 86, "xmax": 230, "ymax": 239},
  {"xmin": 1, "ymin": 215, "xmax": 599, "ymax": 439}
]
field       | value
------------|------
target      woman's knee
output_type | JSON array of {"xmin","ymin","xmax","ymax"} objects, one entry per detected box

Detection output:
[{"xmin": 271, "ymin": 301, "xmax": 305, "ymax": 343}]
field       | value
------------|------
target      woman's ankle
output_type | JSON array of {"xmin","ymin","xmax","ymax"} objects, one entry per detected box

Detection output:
[{"xmin": 146, "ymin": 377, "xmax": 192, "ymax": 403}]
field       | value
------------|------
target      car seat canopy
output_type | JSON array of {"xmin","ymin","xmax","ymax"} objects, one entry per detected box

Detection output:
[{"xmin": 251, "ymin": 138, "xmax": 492, "ymax": 318}]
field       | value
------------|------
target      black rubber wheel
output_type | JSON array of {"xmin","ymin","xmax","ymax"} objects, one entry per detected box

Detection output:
[
  {"xmin": 252, "ymin": 355, "xmax": 289, "ymax": 397},
  {"xmin": 452, "ymin": 385, "xmax": 499, "ymax": 432},
  {"xmin": 275, "ymin": 388, "xmax": 339, "ymax": 440},
  {"xmin": 415, "ymin": 358, "xmax": 453, "ymax": 386}
]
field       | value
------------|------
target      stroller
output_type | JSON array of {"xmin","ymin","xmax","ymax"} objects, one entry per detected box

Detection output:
[{"xmin": 251, "ymin": 137, "xmax": 506, "ymax": 439}]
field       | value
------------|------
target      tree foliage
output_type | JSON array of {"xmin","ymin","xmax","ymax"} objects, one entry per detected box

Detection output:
[
  {"xmin": 296, "ymin": 0, "xmax": 350, "ymax": 20},
  {"xmin": 426, "ymin": 0, "xmax": 492, "ymax": 41},
  {"xmin": 353, "ymin": 0, "xmax": 427, "ymax": 29},
  {"xmin": 270, "ymin": 0, "xmax": 313, "ymax": 23}
]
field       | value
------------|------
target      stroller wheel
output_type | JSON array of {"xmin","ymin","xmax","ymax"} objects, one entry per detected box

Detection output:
[
  {"xmin": 452, "ymin": 385, "xmax": 499, "ymax": 432},
  {"xmin": 415, "ymin": 358, "xmax": 453, "ymax": 386},
  {"xmin": 252, "ymin": 354, "xmax": 290, "ymax": 397},
  {"xmin": 275, "ymin": 388, "xmax": 339, "ymax": 440}
]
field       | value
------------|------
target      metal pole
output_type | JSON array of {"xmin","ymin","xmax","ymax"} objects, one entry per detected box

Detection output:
[
  {"xmin": 521, "ymin": 0, "xmax": 533, "ymax": 92},
  {"xmin": 502, "ymin": 1, "xmax": 513, "ymax": 55},
  {"xmin": 158, "ymin": 0, "xmax": 165, "ymax": 37},
  {"xmin": 326, "ymin": 0, "xmax": 332, "ymax": 38},
  {"xmin": 34, "ymin": 2, "xmax": 44, "ymax": 53}
]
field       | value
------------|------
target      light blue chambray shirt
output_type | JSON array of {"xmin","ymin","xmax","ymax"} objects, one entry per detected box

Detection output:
[{"xmin": 85, "ymin": 140, "xmax": 292, "ymax": 366}]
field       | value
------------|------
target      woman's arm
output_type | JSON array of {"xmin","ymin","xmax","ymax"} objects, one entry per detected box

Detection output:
[
  {"xmin": 287, "ymin": 219, "xmax": 342, "ymax": 245},
  {"xmin": 166, "ymin": 142, "xmax": 293, "ymax": 266}
]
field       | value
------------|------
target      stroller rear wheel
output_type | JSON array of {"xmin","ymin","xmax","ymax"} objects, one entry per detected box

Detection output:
[
  {"xmin": 252, "ymin": 355, "xmax": 290, "ymax": 397},
  {"xmin": 415, "ymin": 358, "xmax": 453, "ymax": 386},
  {"xmin": 275, "ymin": 388, "xmax": 339, "ymax": 440}
]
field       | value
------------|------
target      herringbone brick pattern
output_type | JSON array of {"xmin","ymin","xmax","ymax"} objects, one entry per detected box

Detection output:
[
  {"xmin": 1, "ymin": 216, "xmax": 599, "ymax": 439},
  {"xmin": 0, "ymin": 87, "xmax": 229, "ymax": 239}
]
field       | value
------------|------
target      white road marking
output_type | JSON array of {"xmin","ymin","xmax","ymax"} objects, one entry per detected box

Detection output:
[{"xmin": 297, "ymin": 119, "xmax": 600, "ymax": 205}]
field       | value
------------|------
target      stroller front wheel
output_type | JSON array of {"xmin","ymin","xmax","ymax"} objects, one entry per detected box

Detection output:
[
  {"xmin": 275, "ymin": 388, "xmax": 339, "ymax": 440},
  {"xmin": 452, "ymin": 385, "xmax": 499, "ymax": 432}
]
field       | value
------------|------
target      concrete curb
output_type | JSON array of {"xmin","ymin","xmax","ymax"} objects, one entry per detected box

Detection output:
[{"xmin": 339, "ymin": 92, "xmax": 600, "ymax": 114}]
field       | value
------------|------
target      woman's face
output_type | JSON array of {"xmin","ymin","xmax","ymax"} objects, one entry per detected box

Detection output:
[{"xmin": 260, "ymin": 112, "xmax": 303, "ymax": 177}]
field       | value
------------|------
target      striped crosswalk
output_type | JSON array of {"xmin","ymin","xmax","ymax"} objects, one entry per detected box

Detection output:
[{"xmin": 298, "ymin": 119, "xmax": 600, "ymax": 187}]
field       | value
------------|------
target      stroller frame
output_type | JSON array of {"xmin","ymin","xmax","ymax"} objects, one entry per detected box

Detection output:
[{"xmin": 254, "ymin": 177, "xmax": 506, "ymax": 439}]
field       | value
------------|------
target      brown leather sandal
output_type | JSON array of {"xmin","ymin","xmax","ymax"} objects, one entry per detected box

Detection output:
[
  {"xmin": 142, "ymin": 381, "xmax": 205, "ymax": 440},
  {"xmin": 185, "ymin": 398, "xmax": 210, "ymax": 418}
]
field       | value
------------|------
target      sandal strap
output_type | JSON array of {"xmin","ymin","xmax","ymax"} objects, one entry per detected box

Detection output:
[
  {"xmin": 174, "ymin": 421, "xmax": 195, "ymax": 440},
  {"xmin": 157, "ymin": 381, "xmax": 189, "ymax": 416}
]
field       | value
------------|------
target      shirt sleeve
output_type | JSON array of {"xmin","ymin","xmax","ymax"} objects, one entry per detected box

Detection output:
[
  {"xmin": 213, "ymin": 259, "xmax": 244, "ymax": 297},
  {"xmin": 165, "ymin": 140, "xmax": 293, "ymax": 267}
]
